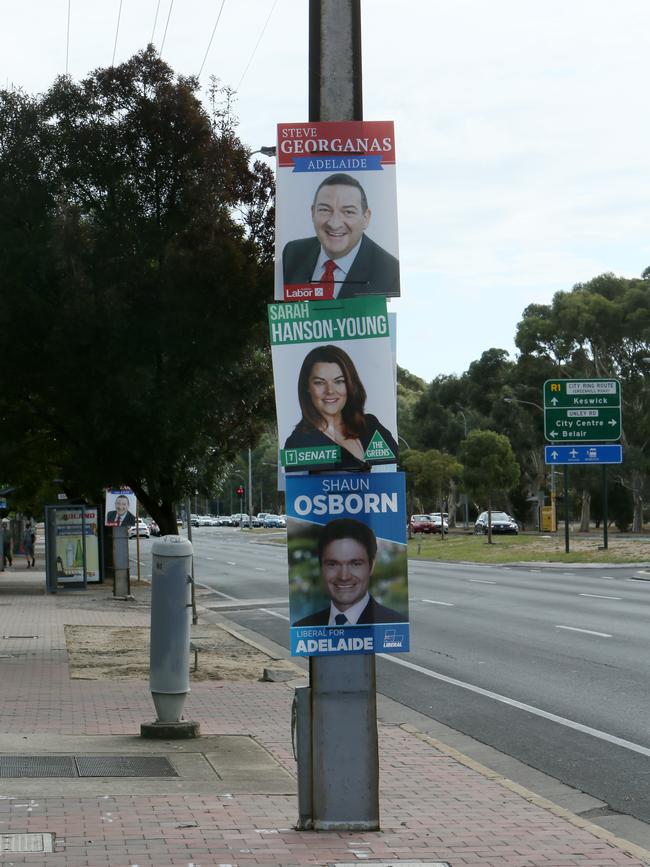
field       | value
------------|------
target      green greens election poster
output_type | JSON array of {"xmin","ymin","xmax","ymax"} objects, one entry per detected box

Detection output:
[{"xmin": 269, "ymin": 296, "xmax": 398, "ymax": 474}]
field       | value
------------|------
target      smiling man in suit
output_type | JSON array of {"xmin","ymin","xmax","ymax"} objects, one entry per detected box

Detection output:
[
  {"xmin": 282, "ymin": 173, "xmax": 400, "ymax": 298},
  {"xmin": 293, "ymin": 518, "xmax": 407, "ymax": 627},
  {"xmin": 106, "ymin": 494, "xmax": 136, "ymax": 528}
]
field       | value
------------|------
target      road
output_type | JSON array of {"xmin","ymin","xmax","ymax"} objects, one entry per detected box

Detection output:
[{"xmin": 131, "ymin": 528, "xmax": 650, "ymax": 824}]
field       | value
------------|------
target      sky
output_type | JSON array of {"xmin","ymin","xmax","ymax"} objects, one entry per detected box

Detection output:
[{"xmin": 2, "ymin": 0, "xmax": 648, "ymax": 383}]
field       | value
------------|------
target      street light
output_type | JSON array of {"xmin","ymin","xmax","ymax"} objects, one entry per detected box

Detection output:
[
  {"xmin": 503, "ymin": 396, "xmax": 543, "ymax": 412},
  {"xmin": 249, "ymin": 146, "xmax": 276, "ymax": 158}
]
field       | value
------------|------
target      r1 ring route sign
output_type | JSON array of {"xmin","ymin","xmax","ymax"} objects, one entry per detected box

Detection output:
[{"xmin": 544, "ymin": 378, "xmax": 622, "ymax": 442}]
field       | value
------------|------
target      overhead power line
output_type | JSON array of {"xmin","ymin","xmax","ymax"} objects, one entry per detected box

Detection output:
[
  {"xmin": 197, "ymin": 0, "xmax": 227, "ymax": 79},
  {"xmin": 66, "ymin": 0, "xmax": 71, "ymax": 75},
  {"xmin": 236, "ymin": 0, "xmax": 278, "ymax": 91},
  {"xmin": 159, "ymin": 0, "xmax": 174, "ymax": 55},
  {"xmin": 112, "ymin": 0, "xmax": 124, "ymax": 66},
  {"xmin": 150, "ymin": 0, "xmax": 161, "ymax": 45}
]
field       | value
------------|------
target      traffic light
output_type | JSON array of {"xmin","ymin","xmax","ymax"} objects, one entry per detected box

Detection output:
[{"xmin": 236, "ymin": 486, "xmax": 245, "ymax": 498}]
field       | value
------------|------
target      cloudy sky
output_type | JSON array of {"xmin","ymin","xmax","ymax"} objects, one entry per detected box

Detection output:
[{"xmin": 2, "ymin": 0, "xmax": 648, "ymax": 382}]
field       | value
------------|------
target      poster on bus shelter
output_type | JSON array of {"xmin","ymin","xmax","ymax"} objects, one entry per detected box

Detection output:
[
  {"xmin": 286, "ymin": 472, "xmax": 409, "ymax": 657},
  {"xmin": 54, "ymin": 507, "xmax": 100, "ymax": 583},
  {"xmin": 269, "ymin": 296, "xmax": 398, "ymax": 474},
  {"xmin": 274, "ymin": 120, "xmax": 400, "ymax": 301}
]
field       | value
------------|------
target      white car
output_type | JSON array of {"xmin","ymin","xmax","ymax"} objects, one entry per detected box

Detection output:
[{"xmin": 128, "ymin": 519, "xmax": 150, "ymax": 539}]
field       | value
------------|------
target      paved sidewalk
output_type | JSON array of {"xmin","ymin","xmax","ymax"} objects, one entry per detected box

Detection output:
[{"xmin": 0, "ymin": 567, "xmax": 649, "ymax": 866}]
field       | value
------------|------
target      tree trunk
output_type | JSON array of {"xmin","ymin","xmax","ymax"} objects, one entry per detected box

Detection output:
[
  {"xmin": 632, "ymin": 468, "xmax": 644, "ymax": 533},
  {"xmin": 131, "ymin": 483, "xmax": 179, "ymax": 536},
  {"xmin": 448, "ymin": 480, "xmax": 458, "ymax": 528},
  {"xmin": 579, "ymin": 488, "xmax": 591, "ymax": 532},
  {"xmin": 487, "ymin": 494, "xmax": 493, "ymax": 544}
]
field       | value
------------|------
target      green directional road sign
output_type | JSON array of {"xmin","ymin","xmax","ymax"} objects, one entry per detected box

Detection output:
[{"xmin": 543, "ymin": 378, "xmax": 622, "ymax": 442}]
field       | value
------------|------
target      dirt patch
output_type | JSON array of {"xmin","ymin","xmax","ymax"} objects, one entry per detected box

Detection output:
[
  {"xmin": 64, "ymin": 623, "xmax": 303, "ymax": 682},
  {"xmin": 513, "ymin": 535, "xmax": 650, "ymax": 559}
]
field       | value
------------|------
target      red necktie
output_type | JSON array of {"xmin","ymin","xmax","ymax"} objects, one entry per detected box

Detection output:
[{"xmin": 320, "ymin": 259, "xmax": 337, "ymax": 298}]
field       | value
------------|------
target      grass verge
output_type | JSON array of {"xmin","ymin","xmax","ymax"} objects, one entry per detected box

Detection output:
[{"xmin": 408, "ymin": 532, "xmax": 650, "ymax": 564}]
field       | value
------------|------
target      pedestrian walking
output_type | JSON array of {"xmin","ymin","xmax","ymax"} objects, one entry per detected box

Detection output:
[
  {"xmin": 2, "ymin": 519, "xmax": 12, "ymax": 569},
  {"xmin": 23, "ymin": 523, "xmax": 35, "ymax": 568}
]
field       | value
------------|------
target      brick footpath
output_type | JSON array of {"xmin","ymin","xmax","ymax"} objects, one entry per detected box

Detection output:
[{"xmin": 0, "ymin": 567, "xmax": 649, "ymax": 866}]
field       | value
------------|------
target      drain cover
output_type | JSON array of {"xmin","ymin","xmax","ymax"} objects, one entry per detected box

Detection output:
[
  {"xmin": 76, "ymin": 755, "xmax": 178, "ymax": 777},
  {"xmin": 0, "ymin": 756, "xmax": 77, "ymax": 778},
  {"xmin": 1, "ymin": 833, "xmax": 54, "ymax": 853}
]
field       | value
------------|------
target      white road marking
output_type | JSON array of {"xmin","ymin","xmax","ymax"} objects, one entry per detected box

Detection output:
[
  {"xmin": 579, "ymin": 593, "xmax": 621, "ymax": 600},
  {"xmin": 421, "ymin": 599, "xmax": 455, "ymax": 607},
  {"xmin": 529, "ymin": 569, "xmax": 541, "ymax": 573},
  {"xmin": 378, "ymin": 654, "xmax": 650, "ymax": 758},
  {"xmin": 262, "ymin": 609, "xmax": 290, "ymax": 621},
  {"xmin": 555, "ymin": 625, "xmax": 612, "ymax": 637},
  {"xmin": 226, "ymin": 561, "xmax": 236, "ymax": 566},
  {"xmin": 601, "ymin": 576, "xmax": 616, "ymax": 580},
  {"xmin": 195, "ymin": 582, "xmax": 237, "ymax": 601},
  {"xmin": 469, "ymin": 579, "xmax": 496, "ymax": 585},
  {"xmin": 255, "ymin": 567, "xmax": 266, "ymax": 572}
]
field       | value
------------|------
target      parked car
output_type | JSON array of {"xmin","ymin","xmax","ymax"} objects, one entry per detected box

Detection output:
[
  {"xmin": 474, "ymin": 511, "xmax": 519, "ymax": 535},
  {"xmin": 263, "ymin": 514, "xmax": 286, "ymax": 528},
  {"xmin": 216, "ymin": 515, "xmax": 232, "ymax": 526},
  {"xmin": 128, "ymin": 519, "xmax": 150, "ymax": 539},
  {"xmin": 409, "ymin": 514, "xmax": 434, "ymax": 534},
  {"xmin": 231, "ymin": 513, "xmax": 250, "ymax": 527},
  {"xmin": 148, "ymin": 520, "xmax": 160, "ymax": 537},
  {"xmin": 409, "ymin": 514, "xmax": 448, "ymax": 535},
  {"xmin": 430, "ymin": 513, "xmax": 449, "ymax": 534}
]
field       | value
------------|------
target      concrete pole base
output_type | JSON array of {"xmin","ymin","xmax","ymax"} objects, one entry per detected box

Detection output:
[{"xmin": 140, "ymin": 720, "xmax": 200, "ymax": 739}]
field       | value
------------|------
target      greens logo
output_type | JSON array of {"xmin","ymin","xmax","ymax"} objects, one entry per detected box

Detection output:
[{"xmin": 363, "ymin": 431, "xmax": 395, "ymax": 462}]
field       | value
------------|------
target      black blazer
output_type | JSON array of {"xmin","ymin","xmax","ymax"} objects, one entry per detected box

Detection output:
[
  {"xmin": 284, "ymin": 413, "xmax": 398, "ymax": 472},
  {"xmin": 106, "ymin": 510, "xmax": 136, "ymax": 527},
  {"xmin": 282, "ymin": 234, "xmax": 400, "ymax": 298},
  {"xmin": 294, "ymin": 595, "xmax": 407, "ymax": 627}
]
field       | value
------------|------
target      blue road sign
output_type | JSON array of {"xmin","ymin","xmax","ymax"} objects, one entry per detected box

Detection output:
[{"xmin": 544, "ymin": 444, "xmax": 623, "ymax": 465}]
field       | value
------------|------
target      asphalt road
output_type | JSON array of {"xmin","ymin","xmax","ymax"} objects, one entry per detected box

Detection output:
[{"xmin": 130, "ymin": 528, "xmax": 650, "ymax": 824}]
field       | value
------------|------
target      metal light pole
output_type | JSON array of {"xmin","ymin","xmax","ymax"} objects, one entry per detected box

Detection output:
[
  {"xmin": 502, "ymin": 396, "xmax": 550, "ymax": 531},
  {"xmin": 297, "ymin": 0, "xmax": 378, "ymax": 833}
]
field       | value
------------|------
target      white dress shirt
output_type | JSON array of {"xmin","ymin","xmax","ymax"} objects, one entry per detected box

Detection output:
[
  {"xmin": 311, "ymin": 239, "xmax": 363, "ymax": 298},
  {"xmin": 327, "ymin": 592, "xmax": 370, "ymax": 626}
]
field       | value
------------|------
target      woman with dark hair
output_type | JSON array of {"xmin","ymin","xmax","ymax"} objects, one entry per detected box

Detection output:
[{"xmin": 284, "ymin": 345, "xmax": 398, "ymax": 470}]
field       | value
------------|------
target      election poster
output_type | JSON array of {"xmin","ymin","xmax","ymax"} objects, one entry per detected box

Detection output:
[
  {"xmin": 275, "ymin": 120, "xmax": 400, "ymax": 301},
  {"xmin": 286, "ymin": 472, "xmax": 409, "ymax": 657},
  {"xmin": 269, "ymin": 297, "xmax": 398, "ymax": 474},
  {"xmin": 104, "ymin": 488, "xmax": 137, "ymax": 528}
]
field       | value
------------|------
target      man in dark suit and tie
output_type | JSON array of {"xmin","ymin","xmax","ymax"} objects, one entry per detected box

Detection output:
[
  {"xmin": 282, "ymin": 173, "xmax": 400, "ymax": 298},
  {"xmin": 106, "ymin": 494, "xmax": 136, "ymax": 528},
  {"xmin": 293, "ymin": 518, "xmax": 407, "ymax": 627}
]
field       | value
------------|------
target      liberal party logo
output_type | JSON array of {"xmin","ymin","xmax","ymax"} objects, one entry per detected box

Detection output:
[{"xmin": 382, "ymin": 628, "xmax": 404, "ymax": 649}]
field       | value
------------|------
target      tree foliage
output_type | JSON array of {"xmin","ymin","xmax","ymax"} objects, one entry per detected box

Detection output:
[
  {"xmin": 0, "ymin": 49, "xmax": 275, "ymax": 531},
  {"xmin": 515, "ymin": 270, "xmax": 650, "ymax": 530},
  {"xmin": 459, "ymin": 430, "xmax": 520, "ymax": 541}
]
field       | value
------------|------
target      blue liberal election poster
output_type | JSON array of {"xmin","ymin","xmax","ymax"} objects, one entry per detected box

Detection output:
[{"xmin": 286, "ymin": 472, "xmax": 409, "ymax": 657}]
